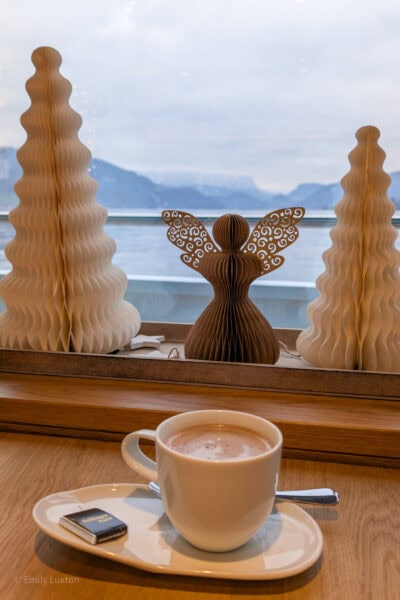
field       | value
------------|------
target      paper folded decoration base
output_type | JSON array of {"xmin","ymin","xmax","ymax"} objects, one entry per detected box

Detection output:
[
  {"xmin": 297, "ymin": 125, "xmax": 400, "ymax": 372},
  {"xmin": 184, "ymin": 235, "xmax": 279, "ymax": 364},
  {"xmin": 0, "ymin": 46, "xmax": 140, "ymax": 353},
  {"xmin": 163, "ymin": 209, "xmax": 304, "ymax": 364}
]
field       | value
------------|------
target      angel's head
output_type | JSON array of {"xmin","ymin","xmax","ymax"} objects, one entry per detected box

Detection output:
[{"xmin": 213, "ymin": 214, "xmax": 249, "ymax": 251}]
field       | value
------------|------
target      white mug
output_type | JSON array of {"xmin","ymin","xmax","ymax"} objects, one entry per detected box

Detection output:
[{"xmin": 121, "ymin": 409, "xmax": 282, "ymax": 552}]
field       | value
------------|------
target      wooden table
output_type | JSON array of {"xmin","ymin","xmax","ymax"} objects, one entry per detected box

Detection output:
[{"xmin": 1, "ymin": 431, "xmax": 399, "ymax": 600}]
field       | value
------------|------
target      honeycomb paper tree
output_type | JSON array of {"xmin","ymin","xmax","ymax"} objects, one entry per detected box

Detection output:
[
  {"xmin": 297, "ymin": 125, "xmax": 400, "ymax": 372},
  {"xmin": 0, "ymin": 46, "xmax": 141, "ymax": 353}
]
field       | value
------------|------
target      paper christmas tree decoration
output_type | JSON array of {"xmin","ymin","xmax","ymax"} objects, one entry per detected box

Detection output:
[
  {"xmin": 296, "ymin": 125, "xmax": 400, "ymax": 372},
  {"xmin": 0, "ymin": 46, "xmax": 141, "ymax": 353},
  {"xmin": 163, "ymin": 208, "xmax": 305, "ymax": 363}
]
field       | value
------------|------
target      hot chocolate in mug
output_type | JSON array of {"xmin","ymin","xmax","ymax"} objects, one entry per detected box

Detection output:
[{"xmin": 121, "ymin": 409, "xmax": 282, "ymax": 552}]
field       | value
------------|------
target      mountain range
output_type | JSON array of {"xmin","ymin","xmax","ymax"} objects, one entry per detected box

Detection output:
[{"xmin": 1, "ymin": 146, "xmax": 400, "ymax": 212}]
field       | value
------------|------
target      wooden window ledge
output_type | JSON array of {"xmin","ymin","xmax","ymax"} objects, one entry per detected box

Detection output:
[{"xmin": 0, "ymin": 371, "xmax": 399, "ymax": 468}]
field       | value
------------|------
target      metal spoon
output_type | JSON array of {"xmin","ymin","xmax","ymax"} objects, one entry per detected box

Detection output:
[{"xmin": 148, "ymin": 480, "xmax": 339, "ymax": 505}]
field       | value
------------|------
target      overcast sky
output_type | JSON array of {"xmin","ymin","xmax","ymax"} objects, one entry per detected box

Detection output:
[{"xmin": 2, "ymin": 0, "xmax": 400, "ymax": 191}]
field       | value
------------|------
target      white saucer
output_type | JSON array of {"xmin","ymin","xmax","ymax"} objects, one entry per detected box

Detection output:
[{"xmin": 32, "ymin": 483, "xmax": 323, "ymax": 580}]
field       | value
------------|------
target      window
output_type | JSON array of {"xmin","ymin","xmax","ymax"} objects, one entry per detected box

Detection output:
[{"xmin": 0, "ymin": 0, "xmax": 399, "ymax": 327}]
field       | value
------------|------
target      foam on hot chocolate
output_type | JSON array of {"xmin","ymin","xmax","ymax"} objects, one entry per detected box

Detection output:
[{"xmin": 165, "ymin": 423, "xmax": 271, "ymax": 460}]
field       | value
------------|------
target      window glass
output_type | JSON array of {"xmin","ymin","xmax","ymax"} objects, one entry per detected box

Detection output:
[{"xmin": 0, "ymin": 0, "xmax": 399, "ymax": 326}]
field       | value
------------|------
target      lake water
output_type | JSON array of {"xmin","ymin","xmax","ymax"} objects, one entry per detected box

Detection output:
[
  {"xmin": 0, "ymin": 219, "xmax": 399, "ymax": 326},
  {"xmin": 104, "ymin": 223, "xmax": 331, "ymax": 283},
  {"xmin": 0, "ymin": 221, "xmax": 399, "ymax": 283}
]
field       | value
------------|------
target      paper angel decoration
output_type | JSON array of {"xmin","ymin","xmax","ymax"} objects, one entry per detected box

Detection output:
[
  {"xmin": 297, "ymin": 125, "xmax": 400, "ymax": 372},
  {"xmin": 163, "ymin": 208, "xmax": 305, "ymax": 363},
  {"xmin": 0, "ymin": 46, "xmax": 141, "ymax": 353}
]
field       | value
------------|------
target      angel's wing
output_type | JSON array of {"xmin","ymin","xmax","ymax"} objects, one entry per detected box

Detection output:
[
  {"xmin": 243, "ymin": 207, "xmax": 305, "ymax": 275},
  {"xmin": 162, "ymin": 210, "xmax": 218, "ymax": 271}
]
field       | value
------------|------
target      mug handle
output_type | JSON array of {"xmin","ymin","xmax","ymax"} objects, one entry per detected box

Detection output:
[{"xmin": 121, "ymin": 430, "xmax": 158, "ymax": 482}]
